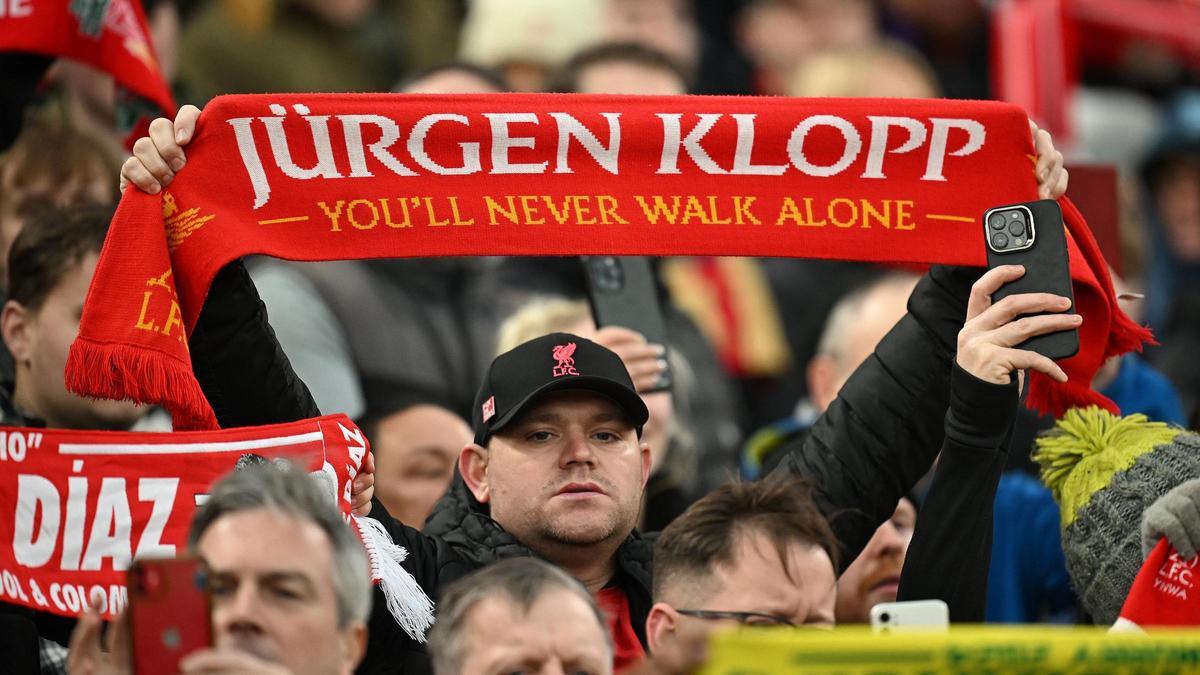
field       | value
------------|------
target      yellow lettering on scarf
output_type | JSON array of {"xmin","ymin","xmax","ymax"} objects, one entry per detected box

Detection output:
[{"xmin": 775, "ymin": 197, "xmax": 917, "ymax": 230}]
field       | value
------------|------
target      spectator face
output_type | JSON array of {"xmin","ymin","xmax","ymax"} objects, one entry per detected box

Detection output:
[
  {"xmin": 575, "ymin": 61, "xmax": 687, "ymax": 96},
  {"xmin": 738, "ymin": 1, "xmax": 817, "ymax": 76},
  {"xmin": 603, "ymin": 0, "xmax": 698, "ymax": 69},
  {"xmin": 1155, "ymin": 160, "xmax": 1200, "ymax": 261},
  {"xmin": 199, "ymin": 507, "xmax": 365, "ymax": 675},
  {"xmin": 373, "ymin": 404, "xmax": 469, "ymax": 526},
  {"xmin": 454, "ymin": 588, "xmax": 613, "ymax": 675},
  {"xmin": 3, "ymin": 252, "xmax": 144, "ymax": 429},
  {"xmin": 648, "ymin": 528, "xmax": 837, "ymax": 653},
  {"xmin": 835, "ymin": 498, "xmax": 916, "ymax": 623},
  {"xmin": 464, "ymin": 391, "xmax": 650, "ymax": 552},
  {"xmin": 807, "ymin": 277, "xmax": 916, "ymax": 413},
  {"xmin": 696, "ymin": 530, "xmax": 836, "ymax": 626}
]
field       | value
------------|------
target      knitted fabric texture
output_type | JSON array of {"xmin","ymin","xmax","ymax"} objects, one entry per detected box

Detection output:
[{"xmin": 1034, "ymin": 407, "xmax": 1199, "ymax": 624}]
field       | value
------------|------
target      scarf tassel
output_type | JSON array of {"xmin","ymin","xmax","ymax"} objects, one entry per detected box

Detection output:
[
  {"xmin": 1024, "ymin": 198, "xmax": 1156, "ymax": 417},
  {"xmin": 65, "ymin": 336, "xmax": 219, "ymax": 430},
  {"xmin": 355, "ymin": 515, "xmax": 436, "ymax": 643}
]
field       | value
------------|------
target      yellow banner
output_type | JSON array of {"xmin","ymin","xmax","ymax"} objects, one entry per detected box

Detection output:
[{"xmin": 699, "ymin": 626, "xmax": 1200, "ymax": 674}]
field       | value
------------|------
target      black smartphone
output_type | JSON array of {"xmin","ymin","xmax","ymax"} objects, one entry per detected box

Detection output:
[
  {"xmin": 582, "ymin": 256, "xmax": 672, "ymax": 392},
  {"xmin": 983, "ymin": 199, "xmax": 1080, "ymax": 360}
]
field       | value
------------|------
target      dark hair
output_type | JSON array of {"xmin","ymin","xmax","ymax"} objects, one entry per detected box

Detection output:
[
  {"xmin": 395, "ymin": 61, "xmax": 509, "ymax": 94},
  {"xmin": 7, "ymin": 204, "xmax": 112, "ymax": 307},
  {"xmin": 427, "ymin": 558, "xmax": 611, "ymax": 673},
  {"xmin": 555, "ymin": 41, "xmax": 691, "ymax": 93},
  {"xmin": 652, "ymin": 477, "xmax": 839, "ymax": 602},
  {"xmin": 356, "ymin": 376, "xmax": 460, "ymax": 440}
]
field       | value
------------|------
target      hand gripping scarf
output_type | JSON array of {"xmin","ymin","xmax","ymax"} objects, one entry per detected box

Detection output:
[
  {"xmin": 0, "ymin": 415, "xmax": 434, "ymax": 641},
  {"xmin": 65, "ymin": 94, "xmax": 1151, "ymax": 430}
]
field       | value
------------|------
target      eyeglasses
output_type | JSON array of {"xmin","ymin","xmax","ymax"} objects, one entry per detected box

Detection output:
[{"xmin": 675, "ymin": 609, "xmax": 796, "ymax": 627}]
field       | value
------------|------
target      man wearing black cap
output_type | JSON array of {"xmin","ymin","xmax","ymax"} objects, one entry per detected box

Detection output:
[
  {"xmin": 459, "ymin": 333, "xmax": 653, "ymax": 669},
  {"xmin": 354, "ymin": 331, "xmax": 658, "ymax": 672}
]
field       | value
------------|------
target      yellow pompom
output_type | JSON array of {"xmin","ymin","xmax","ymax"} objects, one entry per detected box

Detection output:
[{"xmin": 1033, "ymin": 406, "xmax": 1180, "ymax": 527}]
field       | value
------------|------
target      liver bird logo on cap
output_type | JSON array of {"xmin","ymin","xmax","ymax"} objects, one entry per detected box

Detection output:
[{"xmin": 552, "ymin": 343, "xmax": 579, "ymax": 378}]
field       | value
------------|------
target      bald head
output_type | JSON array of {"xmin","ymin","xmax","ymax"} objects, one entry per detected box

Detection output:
[{"xmin": 808, "ymin": 273, "xmax": 919, "ymax": 412}]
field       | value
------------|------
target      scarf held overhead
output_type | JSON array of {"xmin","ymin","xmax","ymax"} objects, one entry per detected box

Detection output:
[
  {"xmin": 66, "ymin": 93, "xmax": 1150, "ymax": 429},
  {"xmin": 0, "ymin": 415, "xmax": 434, "ymax": 639},
  {"xmin": 0, "ymin": 0, "xmax": 176, "ymax": 146}
]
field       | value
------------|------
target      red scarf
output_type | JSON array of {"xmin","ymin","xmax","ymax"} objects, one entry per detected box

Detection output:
[
  {"xmin": 1117, "ymin": 539, "xmax": 1200, "ymax": 628},
  {"xmin": 0, "ymin": 0, "xmax": 176, "ymax": 145},
  {"xmin": 0, "ymin": 416, "xmax": 365, "ymax": 620},
  {"xmin": 65, "ymin": 94, "xmax": 1150, "ymax": 430},
  {"xmin": 0, "ymin": 415, "xmax": 435, "ymax": 639}
]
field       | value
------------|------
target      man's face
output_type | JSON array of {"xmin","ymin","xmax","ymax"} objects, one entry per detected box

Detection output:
[
  {"xmin": 374, "ymin": 404, "xmax": 468, "ymax": 526},
  {"xmin": 650, "ymin": 527, "xmax": 837, "ymax": 656},
  {"xmin": 835, "ymin": 498, "xmax": 916, "ymax": 623},
  {"xmin": 7, "ymin": 252, "xmax": 144, "ymax": 429},
  {"xmin": 471, "ymin": 391, "xmax": 650, "ymax": 553},
  {"xmin": 808, "ymin": 277, "xmax": 917, "ymax": 413},
  {"xmin": 603, "ymin": 0, "xmax": 698, "ymax": 68},
  {"xmin": 199, "ymin": 508, "xmax": 362, "ymax": 675},
  {"xmin": 700, "ymin": 530, "xmax": 837, "ymax": 627},
  {"xmin": 455, "ymin": 588, "xmax": 612, "ymax": 675},
  {"xmin": 1156, "ymin": 160, "xmax": 1200, "ymax": 261}
]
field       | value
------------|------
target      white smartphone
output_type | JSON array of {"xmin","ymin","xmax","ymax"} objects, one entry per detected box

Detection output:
[{"xmin": 869, "ymin": 600, "xmax": 949, "ymax": 633}]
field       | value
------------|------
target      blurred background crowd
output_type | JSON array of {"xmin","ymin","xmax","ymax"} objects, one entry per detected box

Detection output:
[{"xmin": 2, "ymin": 0, "xmax": 1200, "ymax": 629}]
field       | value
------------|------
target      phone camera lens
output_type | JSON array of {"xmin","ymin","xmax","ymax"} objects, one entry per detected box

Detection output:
[
  {"xmin": 1008, "ymin": 221, "xmax": 1025, "ymax": 237},
  {"xmin": 880, "ymin": 612, "xmax": 891, "ymax": 623},
  {"xmin": 991, "ymin": 232, "xmax": 1009, "ymax": 249},
  {"xmin": 988, "ymin": 213, "xmax": 1006, "ymax": 230}
]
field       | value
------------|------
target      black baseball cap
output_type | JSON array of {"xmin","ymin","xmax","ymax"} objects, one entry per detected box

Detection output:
[{"xmin": 472, "ymin": 332, "xmax": 649, "ymax": 445}]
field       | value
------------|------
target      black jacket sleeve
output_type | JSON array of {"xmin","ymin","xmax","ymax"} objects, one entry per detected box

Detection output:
[
  {"xmin": 896, "ymin": 364, "xmax": 1017, "ymax": 622},
  {"xmin": 771, "ymin": 265, "xmax": 980, "ymax": 572},
  {"xmin": 358, "ymin": 498, "xmax": 463, "ymax": 675},
  {"xmin": 189, "ymin": 260, "xmax": 320, "ymax": 426}
]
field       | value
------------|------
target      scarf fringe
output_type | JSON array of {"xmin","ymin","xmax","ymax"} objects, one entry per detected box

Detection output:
[
  {"xmin": 1022, "ymin": 198, "xmax": 1157, "ymax": 418},
  {"xmin": 1104, "ymin": 308, "xmax": 1157, "ymax": 360},
  {"xmin": 1026, "ymin": 373, "xmax": 1118, "ymax": 417},
  {"xmin": 65, "ymin": 336, "xmax": 218, "ymax": 431},
  {"xmin": 355, "ymin": 515, "xmax": 435, "ymax": 643}
]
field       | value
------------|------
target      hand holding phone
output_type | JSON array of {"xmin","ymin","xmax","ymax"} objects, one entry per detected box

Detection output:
[
  {"xmin": 583, "ymin": 256, "xmax": 672, "ymax": 393},
  {"xmin": 958, "ymin": 265, "xmax": 1081, "ymax": 386}
]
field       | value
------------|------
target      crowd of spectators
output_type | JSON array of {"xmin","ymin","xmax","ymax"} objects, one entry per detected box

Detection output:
[{"xmin": 3, "ymin": 0, "xmax": 1200, "ymax": 674}]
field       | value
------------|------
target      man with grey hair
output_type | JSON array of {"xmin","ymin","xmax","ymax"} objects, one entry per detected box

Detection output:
[
  {"xmin": 427, "ymin": 558, "xmax": 613, "ymax": 675},
  {"xmin": 68, "ymin": 462, "xmax": 371, "ymax": 675}
]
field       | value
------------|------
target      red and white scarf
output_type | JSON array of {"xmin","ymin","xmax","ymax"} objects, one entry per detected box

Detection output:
[
  {"xmin": 64, "ymin": 94, "xmax": 1151, "ymax": 429},
  {"xmin": 0, "ymin": 416, "xmax": 434, "ymax": 641}
]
